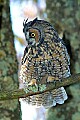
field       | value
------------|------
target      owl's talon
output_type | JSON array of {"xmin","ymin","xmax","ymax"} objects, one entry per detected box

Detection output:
[
  {"xmin": 53, "ymin": 80, "xmax": 56, "ymax": 86},
  {"xmin": 28, "ymin": 79, "xmax": 37, "ymax": 87}
]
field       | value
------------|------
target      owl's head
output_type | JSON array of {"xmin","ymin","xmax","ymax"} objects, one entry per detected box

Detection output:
[{"xmin": 23, "ymin": 18, "xmax": 59, "ymax": 48}]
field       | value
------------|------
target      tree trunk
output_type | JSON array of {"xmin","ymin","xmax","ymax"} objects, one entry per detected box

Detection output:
[
  {"xmin": 0, "ymin": 1, "xmax": 20, "ymax": 120},
  {"xmin": 46, "ymin": 0, "xmax": 80, "ymax": 120}
]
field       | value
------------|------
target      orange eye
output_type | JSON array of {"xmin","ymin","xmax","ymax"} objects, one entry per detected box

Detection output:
[{"xmin": 31, "ymin": 33, "xmax": 35, "ymax": 37}]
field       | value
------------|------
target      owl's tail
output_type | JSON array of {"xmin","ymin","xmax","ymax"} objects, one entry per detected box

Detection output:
[
  {"xmin": 20, "ymin": 87, "xmax": 68, "ymax": 109},
  {"xmin": 52, "ymin": 87, "xmax": 68, "ymax": 106},
  {"xmin": 37, "ymin": 86, "xmax": 68, "ymax": 108}
]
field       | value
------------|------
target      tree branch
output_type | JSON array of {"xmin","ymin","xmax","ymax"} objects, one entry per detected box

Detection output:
[{"xmin": 0, "ymin": 73, "xmax": 80, "ymax": 101}]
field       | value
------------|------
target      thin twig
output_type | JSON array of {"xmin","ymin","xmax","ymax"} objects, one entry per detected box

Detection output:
[{"xmin": 0, "ymin": 73, "xmax": 80, "ymax": 101}]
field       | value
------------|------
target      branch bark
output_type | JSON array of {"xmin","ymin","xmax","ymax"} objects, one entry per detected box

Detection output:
[{"xmin": 0, "ymin": 73, "xmax": 80, "ymax": 101}]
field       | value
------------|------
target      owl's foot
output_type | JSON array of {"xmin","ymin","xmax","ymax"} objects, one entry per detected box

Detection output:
[
  {"xmin": 46, "ymin": 76, "xmax": 62, "ymax": 86},
  {"xmin": 24, "ymin": 79, "xmax": 39, "ymax": 92},
  {"xmin": 28, "ymin": 79, "xmax": 37, "ymax": 87}
]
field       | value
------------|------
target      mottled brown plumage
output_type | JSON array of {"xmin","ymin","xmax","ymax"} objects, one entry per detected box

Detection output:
[{"xmin": 19, "ymin": 18, "xmax": 70, "ymax": 108}]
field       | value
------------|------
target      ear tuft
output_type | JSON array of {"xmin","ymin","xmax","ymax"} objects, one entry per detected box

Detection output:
[{"xmin": 23, "ymin": 18, "xmax": 28, "ymax": 27}]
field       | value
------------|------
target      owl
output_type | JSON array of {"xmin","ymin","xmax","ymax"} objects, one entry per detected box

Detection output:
[{"xmin": 19, "ymin": 18, "xmax": 70, "ymax": 108}]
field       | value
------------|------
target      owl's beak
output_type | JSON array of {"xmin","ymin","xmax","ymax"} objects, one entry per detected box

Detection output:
[
  {"xmin": 28, "ymin": 39, "xmax": 36, "ymax": 47},
  {"xmin": 25, "ymin": 32, "xmax": 36, "ymax": 47},
  {"xmin": 25, "ymin": 32, "xmax": 29, "ymax": 39}
]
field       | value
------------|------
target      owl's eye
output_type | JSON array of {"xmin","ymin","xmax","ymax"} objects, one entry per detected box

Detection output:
[{"xmin": 30, "ymin": 33, "xmax": 35, "ymax": 38}]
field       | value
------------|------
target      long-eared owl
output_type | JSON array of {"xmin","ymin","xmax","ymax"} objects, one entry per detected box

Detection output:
[{"xmin": 19, "ymin": 18, "xmax": 70, "ymax": 108}]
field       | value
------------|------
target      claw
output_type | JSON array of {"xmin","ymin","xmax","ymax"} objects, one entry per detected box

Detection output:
[
  {"xmin": 47, "ymin": 76, "xmax": 55, "ymax": 82},
  {"xmin": 28, "ymin": 79, "xmax": 37, "ymax": 87}
]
